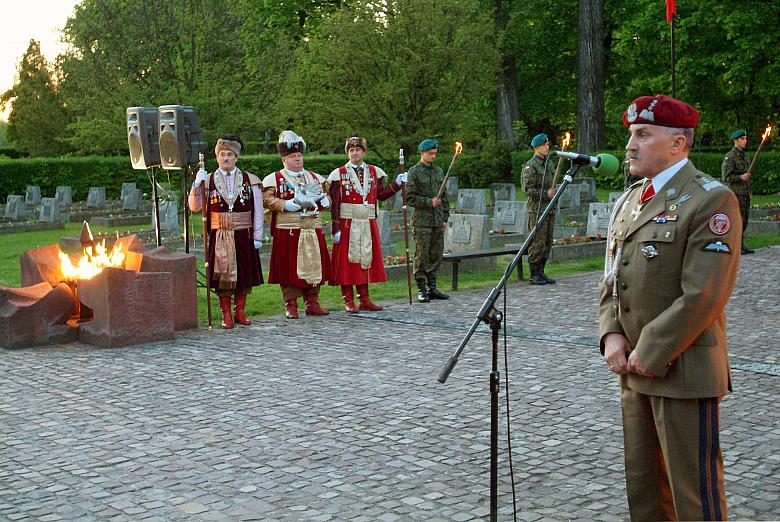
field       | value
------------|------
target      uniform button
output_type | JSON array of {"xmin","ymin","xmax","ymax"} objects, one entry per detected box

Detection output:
[
  {"xmin": 622, "ymin": 259, "xmax": 629, "ymax": 266},
  {"xmin": 652, "ymin": 233, "xmax": 658, "ymax": 238},
  {"xmin": 622, "ymin": 305, "xmax": 630, "ymax": 313},
  {"xmin": 621, "ymin": 283, "xmax": 628, "ymax": 290}
]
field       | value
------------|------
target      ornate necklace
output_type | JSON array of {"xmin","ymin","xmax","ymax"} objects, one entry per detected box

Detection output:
[{"xmin": 214, "ymin": 169, "xmax": 242, "ymax": 211}]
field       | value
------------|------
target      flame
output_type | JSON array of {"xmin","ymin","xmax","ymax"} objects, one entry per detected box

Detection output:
[
  {"xmin": 562, "ymin": 132, "xmax": 571, "ymax": 150},
  {"xmin": 59, "ymin": 240, "xmax": 126, "ymax": 280},
  {"xmin": 762, "ymin": 124, "xmax": 772, "ymax": 140},
  {"xmin": 454, "ymin": 142, "xmax": 463, "ymax": 154}
]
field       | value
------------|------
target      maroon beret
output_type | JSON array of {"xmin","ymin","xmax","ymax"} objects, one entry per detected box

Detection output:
[{"xmin": 622, "ymin": 94, "xmax": 699, "ymax": 129}]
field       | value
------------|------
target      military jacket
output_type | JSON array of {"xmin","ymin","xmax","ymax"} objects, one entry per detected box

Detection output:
[
  {"xmin": 406, "ymin": 161, "xmax": 450, "ymax": 228},
  {"xmin": 599, "ymin": 161, "xmax": 741, "ymax": 399},
  {"xmin": 721, "ymin": 146, "xmax": 751, "ymax": 197},
  {"xmin": 522, "ymin": 154, "xmax": 556, "ymax": 209}
]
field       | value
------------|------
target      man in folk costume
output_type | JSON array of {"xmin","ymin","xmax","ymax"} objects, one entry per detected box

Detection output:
[
  {"xmin": 262, "ymin": 130, "xmax": 332, "ymax": 319},
  {"xmin": 327, "ymin": 135, "xmax": 407, "ymax": 312},
  {"xmin": 187, "ymin": 135, "xmax": 264, "ymax": 329}
]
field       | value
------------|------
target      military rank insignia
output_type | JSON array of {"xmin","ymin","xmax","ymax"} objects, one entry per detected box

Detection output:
[
  {"xmin": 641, "ymin": 244, "xmax": 659, "ymax": 259},
  {"xmin": 704, "ymin": 241, "xmax": 731, "ymax": 253}
]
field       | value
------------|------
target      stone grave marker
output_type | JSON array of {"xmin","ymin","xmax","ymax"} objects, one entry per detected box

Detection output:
[
  {"xmin": 376, "ymin": 210, "xmax": 396, "ymax": 256},
  {"xmin": 152, "ymin": 192, "xmax": 180, "ymax": 234},
  {"xmin": 573, "ymin": 177, "xmax": 597, "ymax": 203},
  {"xmin": 87, "ymin": 187, "xmax": 106, "ymax": 208},
  {"xmin": 445, "ymin": 176, "xmax": 458, "ymax": 203},
  {"xmin": 490, "ymin": 183, "xmax": 516, "ymax": 205},
  {"xmin": 492, "ymin": 200, "xmax": 528, "ymax": 234},
  {"xmin": 558, "ymin": 184, "xmax": 581, "ymax": 209},
  {"xmin": 4, "ymin": 195, "xmax": 24, "ymax": 219},
  {"xmin": 444, "ymin": 214, "xmax": 489, "ymax": 253},
  {"xmin": 55, "ymin": 186, "xmax": 73, "ymax": 208},
  {"xmin": 25, "ymin": 185, "xmax": 42, "ymax": 206},
  {"xmin": 456, "ymin": 189, "xmax": 487, "ymax": 215},
  {"xmin": 38, "ymin": 198, "xmax": 62, "ymax": 223},
  {"xmin": 122, "ymin": 188, "xmax": 141, "ymax": 211},
  {"xmin": 586, "ymin": 202, "xmax": 614, "ymax": 238},
  {"xmin": 608, "ymin": 191, "xmax": 625, "ymax": 205},
  {"xmin": 121, "ymin": 183, "xmax": 137, "ymax": 200}
]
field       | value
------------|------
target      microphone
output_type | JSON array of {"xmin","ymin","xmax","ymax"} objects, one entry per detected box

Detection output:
[{"xmin": 554, "ymin": 150, "xmax": 619, "ymax": 175}]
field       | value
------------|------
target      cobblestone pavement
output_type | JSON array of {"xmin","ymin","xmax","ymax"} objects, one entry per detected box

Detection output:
[{"xmin": 2, "ymin": 247, "xmax": 778, "ymax": 521}]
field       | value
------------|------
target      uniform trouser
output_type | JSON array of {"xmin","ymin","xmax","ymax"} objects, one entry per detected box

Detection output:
[
  {"xmin": 413, "ymin": 225, "xmax": 444, "ymax": 281},
  {"xmin": 621, "ymin": 386, "xmax": 727, "ymax": 521},
  {"xmin": 527, "ymin": 205, "xmax": 555, "ymax": 266},
  {"xmin": 736, "ymin": 194, "xmax": 750, "ymax": 242}
]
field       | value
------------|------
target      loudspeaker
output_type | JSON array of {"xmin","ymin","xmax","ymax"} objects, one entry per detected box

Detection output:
[
  {"xmin": 158, "ymin": 105, "xmax": 206, "ymax": 169},
  {"xmin": 126, "ymin": 107, "xmax": 161, "ymax": 169}
]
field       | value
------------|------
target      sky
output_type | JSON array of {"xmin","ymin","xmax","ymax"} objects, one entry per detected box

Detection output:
[{"xmin": 1, "ymin": 0, "xmax": 80, "ymax": 120}]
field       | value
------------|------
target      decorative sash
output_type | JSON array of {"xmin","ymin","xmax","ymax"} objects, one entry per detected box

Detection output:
[
  {"xmin": 275, "ymin": 212, "xmax": 324, "ymax": 285},
  {"xmin": 340, "ymin": 203, "xmax": 376, "ymax": 269},
  {"xmin": 210, "ymin": 211, "xmax": 252, "ymax": 289}
]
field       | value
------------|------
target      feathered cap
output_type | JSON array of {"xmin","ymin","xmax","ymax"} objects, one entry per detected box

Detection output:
[
  {"xmin": 277, "ymin": 130, "xmax": 307, "ymax": 156},
  {"xmin": 345, "ymin": 135, "xmax": 367, "ymax": 153}
]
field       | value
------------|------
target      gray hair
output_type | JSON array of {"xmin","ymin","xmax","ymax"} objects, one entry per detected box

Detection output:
[{"xmin": 664, "ymin": 126, "xmax": 695, "ymax": 150}]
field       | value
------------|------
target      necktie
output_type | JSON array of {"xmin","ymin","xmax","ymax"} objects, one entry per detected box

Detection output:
[{"xmin": 639, "ymin": 182, "xmax": 655, "ymax": 204}]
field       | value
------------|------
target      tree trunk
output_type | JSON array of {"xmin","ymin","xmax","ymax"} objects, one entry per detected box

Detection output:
[
  {"xmin": 495, "ymin": 0, "xmax": 520, "ymax": 150},
  {"xmin": 577, "ymin": 0, "xmax": 605, "ymax": 153}
]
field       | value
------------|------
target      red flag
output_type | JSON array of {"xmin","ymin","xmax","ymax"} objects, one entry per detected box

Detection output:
[{"xmin": 666, "ymin": 0, "xmax": 677, "ymax": 23}]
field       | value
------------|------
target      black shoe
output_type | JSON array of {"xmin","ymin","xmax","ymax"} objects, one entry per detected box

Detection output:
[
  {"xmin": 428, "ymin": 287, "xmax": 450, "ymax": 300},
  {"xmin": 741, "ymin": 246, "xmax": 755, "ymax": 254},
  {"xmin": 529, "ymin": 274, "xmax": 547, "ymax": 285},
  {"xmin": 416, "ymin": 279, "xmax": 430, "ymax": 303},
  {"xmin": 541, "ymin": 273, "xmax": 556, "ymax": 284}
]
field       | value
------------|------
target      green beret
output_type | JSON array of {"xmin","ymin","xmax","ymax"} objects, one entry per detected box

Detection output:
[
  {"xmin": 417, "ymin": 138, "xmax": 438, "ymax": 152},
  {"xmin": 730, "ymin": 130, "xmax": 747, "ymax": 140},
  {"xmin": 530, "ymin": 133, "xmax": 549, "ymax": 148}
]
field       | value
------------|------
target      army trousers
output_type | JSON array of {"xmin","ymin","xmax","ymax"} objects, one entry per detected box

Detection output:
[
  {"xmin": 413, "ymin": 225, "xmax": 444, "ymax": 280},
  {"xmin": 736, "ymin": 193, "xmax": 751, "ymax": 240},
  {"xmin": 527, "ymin": 204, "xmax": 555, "ymax": 266}
]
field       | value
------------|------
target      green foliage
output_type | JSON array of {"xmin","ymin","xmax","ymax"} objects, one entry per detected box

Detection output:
[{"xmin": 1, "ymin": 40, "xmax": 70, "ymax": 156}]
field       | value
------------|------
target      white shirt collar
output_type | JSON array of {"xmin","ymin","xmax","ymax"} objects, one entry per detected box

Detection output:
[
  {"xmin": 348, "ymin": 162, "xmax": 365, "ymax": 170},
  {"xmin": 649, "ymin": 158, "xmax": 688, "ymax": 192},
  {"xmin": 219, "ymin": 168, "xmax": 236, "ymax": 176}
]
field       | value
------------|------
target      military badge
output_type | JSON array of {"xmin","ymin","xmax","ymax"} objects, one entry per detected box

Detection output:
[
  {"xmin": 704, "ymin": 241, "xmax": 731, "ymax": 253},
  {"xmin": 641, "ymin": 244, "xmax": 659, "ymax": 259},
  {"xmin": 626, "ymin": 103, "xmax": 638, "ymax": 123},
  {"xmin": 708, "ymin": 213, "xmax": 731, "ymax": 235},
  {"xmin": 654, "ymin": 214, "xmax": 678, "ymax": 224}
]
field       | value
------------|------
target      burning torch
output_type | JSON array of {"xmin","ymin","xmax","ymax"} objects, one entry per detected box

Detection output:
[
  {"xmin": 551, "ymin": 131, "xmax": 572, "ymax": 188},
  {"xmin": 746, "ymin": 124, "xmax": 773, "ymax": 179},
  {"xmin": 436, "ymin": 142, "xmax": 464, "ymax": 199}
]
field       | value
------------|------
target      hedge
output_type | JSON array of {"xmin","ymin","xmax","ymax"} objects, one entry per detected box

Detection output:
[{"xmin": 1, "ymin": 149, "xmax": 777, "ymax": 203}]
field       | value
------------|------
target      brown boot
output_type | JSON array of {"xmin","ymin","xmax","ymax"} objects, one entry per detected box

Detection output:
[
  {"xmin": 357, "ymin": 284, "xmax": 383, "ymax": 311},
  {"xmin": 304, "ymin": 293, "xmax": 329, "ymax": 316},
  {"xmin": 285, "ymin": 299, "xmax": 299, "ymax": 319},
  {"xmin": 341, "ymin": 285, "xmax": 358, "ymax": 313},
  {"xmin": 219, "ymin": 296, "xmax": 234, "ymax": 329},
  {"xmin": 233, "ymin": 293, "xmax": 251, "ymax": 325}
]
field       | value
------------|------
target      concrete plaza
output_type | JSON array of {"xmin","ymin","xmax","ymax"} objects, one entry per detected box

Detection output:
[{"xmin": 2, "ymin": 247, "xmax": 778, "ymax": 521}]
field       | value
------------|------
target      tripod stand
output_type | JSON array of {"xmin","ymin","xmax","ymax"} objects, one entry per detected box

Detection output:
[{"xmin": 437, "ymin": 164, "xmax": 583, "ymax": 521}]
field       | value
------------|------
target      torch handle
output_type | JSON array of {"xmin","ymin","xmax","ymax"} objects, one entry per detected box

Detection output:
[
  {"xmin": 436, "ymin": 154, "xmax": 459, "ymax": 199},
  {"xmin": 745, "ymin": 138, "xmax": 767, "ymax": 177}
]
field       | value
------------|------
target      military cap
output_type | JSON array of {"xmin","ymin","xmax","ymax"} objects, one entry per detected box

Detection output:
[
  {"xmin": 622, "ymin": 94, "xmax": 699, "ymax": 129},
  {"xmin": 530, "ymin": 133, "xmax": 549, "ymax": 148},
  {"xmin": 417, "ymin": 138, "xmax": 438, "ymax": 152},
  {"xmin": 730, "ymin": 129, "xmax": 747, "ymax": 140},
  {"xmin": 345, "ymin": 135, "xmax": 367, "ymax": 153}
]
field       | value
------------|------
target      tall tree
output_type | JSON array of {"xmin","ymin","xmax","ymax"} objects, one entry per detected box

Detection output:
[
  {"xmin": 577, "ymin": 0, "xmax": 605, "ymax": 152},
  {"xmin": 1, "ymin": 40, "xmax": 70, "ymax": 156},
  {"xmin": 495, "ymin": 0, "xmax": 520, "ymax": 149}
]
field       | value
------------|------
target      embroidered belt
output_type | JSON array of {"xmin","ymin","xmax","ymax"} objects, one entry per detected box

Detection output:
[
  {"xmin": 340, "ymin": 203, "xmax": 376, "ymax": 269},
  {"xmin": 210, "ymin": 211, "xmax": 253, "ymax": 289},
  {"xmin": 275, "ymin": 211, "xmax": 323, "ymax": 285}
]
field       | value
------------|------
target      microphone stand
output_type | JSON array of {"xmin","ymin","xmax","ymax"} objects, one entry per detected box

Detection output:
[{"xmin": 437, "ymin": 164, "xmax": 582, "ymax": 522}]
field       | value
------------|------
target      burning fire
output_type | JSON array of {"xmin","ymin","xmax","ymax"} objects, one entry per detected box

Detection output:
[
  {"xmin": 562, "ymin": 132, "xmax": 571, "ymax": 150},
  {"xmin": 59, "ymin": 240, "xmax": 126, "ymax": 280},
  {"xmin": 762, "ymin": 124, "xmax": 772, "ymax": 140},
  {"xmin": 454, "ymin": 142, "xmax": 463, "ymax": 154}
]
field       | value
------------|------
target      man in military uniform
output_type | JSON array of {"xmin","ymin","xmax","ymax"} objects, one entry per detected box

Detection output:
[
  {"xmin": 721, "ymin": 129, "xmax": 754, "ymax": 254},
  {"xmin": 522, "ymin": 133, "xmax": 557, "ymax": 285},
  {"xmin": 600, "ymin": 95, "xmax": 741, "ymax": 521},
  {"xmin": 262, "ymin": 130, "xmax": 332, "ymax": 319},
  {"xmin": 405, "ymin": 138, "xmax": 450, "ymax": 303},
  {"xmin": 327, "ymin": 135, "xmax": 407, "ymax": 312},
  {"xmin": 187, "ymin": 135, "xmax": 264, "ymax": 329}
]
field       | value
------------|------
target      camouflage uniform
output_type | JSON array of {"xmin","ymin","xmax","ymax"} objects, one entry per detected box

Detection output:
[
  {"xmin": 406, "ymin": 160, "xmax": 450, "ymax": 298},
  {"xmin": 721, "ymin": 145, "xmax": 751, "ymax": 242},
  {"xmin": 522, "ymin": 153, "xmax": 556, "ymax": 277}
]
